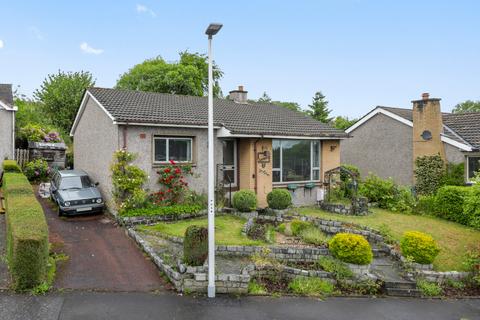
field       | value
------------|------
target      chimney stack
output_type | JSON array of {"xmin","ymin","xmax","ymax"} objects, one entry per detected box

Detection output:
[
  {"xmin": 412, "ymin": 92, "xmax": 446, "ymax": 176},
  {"xmin": 229, "ymin": 85, "xmax": 248, "ymax": 104}
]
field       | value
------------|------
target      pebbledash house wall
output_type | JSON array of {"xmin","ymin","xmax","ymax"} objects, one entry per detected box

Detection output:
[
  {"xmin": 341, "ymin": 113, "xmax": 465, "ymax": 186},
  {"xmin": 0, "ymin": 108, "xmax": 14, "ymax": 163},
  {"xmin": 341, "ymin": 113, "xmax": 414, "ymax": 185},
  {"xmin": 73, "ymin": 96, "xmax": 120, "ymax": 205},
  {"xmin": 122, "ymin": 125, "xmax": 223, "ymax": 195}
]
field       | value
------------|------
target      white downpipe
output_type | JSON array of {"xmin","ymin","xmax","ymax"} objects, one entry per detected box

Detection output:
[
  {"xmin": 11, "ymin": 110, "xmax": 15, "ymax": 160},
  {"xmin": 207, "ymin": 35, "xmax": 216, "ymax": 298}
]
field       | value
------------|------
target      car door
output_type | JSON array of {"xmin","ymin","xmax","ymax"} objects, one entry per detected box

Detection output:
[{"xmin": 51, "ymin": 173, "xmax": 60, "ymax": 202}]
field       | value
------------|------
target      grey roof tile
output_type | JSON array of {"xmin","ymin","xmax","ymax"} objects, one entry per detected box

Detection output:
[{"xmin": 87, "ymin": 87, "xmax": 347, "ymax": 138}]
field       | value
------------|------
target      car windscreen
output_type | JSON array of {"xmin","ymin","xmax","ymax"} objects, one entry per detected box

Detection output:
[{"xmin": 59, "ymin": 176, "xmax": 92, "ymax": 190}]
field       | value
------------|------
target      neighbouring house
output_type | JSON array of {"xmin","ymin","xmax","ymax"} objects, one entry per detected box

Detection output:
[
  {"xmin": 0, "ymin": 84, "xmax": 17, "ymax": 166},
  {"xmin": 341, "ymin": 93, "xmax": 480, "ymax": 185},
  {"xmin": 70, "ymin": 86, "xmax": 348, "ymax": 208}
]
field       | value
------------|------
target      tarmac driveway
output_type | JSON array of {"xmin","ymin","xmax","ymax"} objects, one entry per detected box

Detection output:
[{"xmin": 36, "ymin": 193, "xmax": 166, "ymax": 292}]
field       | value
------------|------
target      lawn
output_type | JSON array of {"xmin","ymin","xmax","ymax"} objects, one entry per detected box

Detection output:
[
  {"xmin": 298, "ymin": 207, "xmax": 480, "ymax": 272},
  {"xmin": 137, "ymin": 215, "xmax": 267, "ymax": 246}
]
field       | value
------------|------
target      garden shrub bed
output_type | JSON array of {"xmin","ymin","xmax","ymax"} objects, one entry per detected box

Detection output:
[
  {"xmin": 2, "ymin": 170, "xmax": 49, "ymax": 290},
  {"xmin": 299, "ymin": 207, "xmax": 480, "ymax": 272}
]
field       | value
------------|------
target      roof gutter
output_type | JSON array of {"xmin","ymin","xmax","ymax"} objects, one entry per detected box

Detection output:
[{"xmin": 113, "ymin": 121, "xmax": 222, "ymax": 129}]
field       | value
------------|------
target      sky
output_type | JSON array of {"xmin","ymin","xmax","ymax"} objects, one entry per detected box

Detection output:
[{"xmin": 0, "ymin": 1, "xmax": 479, "ymax": 118}]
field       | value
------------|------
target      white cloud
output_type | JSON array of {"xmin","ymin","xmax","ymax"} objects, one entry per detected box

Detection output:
[
  {"xmin": 29, "ymin": 26, "xmax": 44, "ymax": 40},
  {"xmin": 136, "ymin": 4, "xmax": 156, "ymax": 17},
  {"xmin": 80, "ymin": 42, "xmax": 104, "ymax": 55},
  {"xmin": 0, "ymin": 40, "xmax": 3, "ymax": 49}
]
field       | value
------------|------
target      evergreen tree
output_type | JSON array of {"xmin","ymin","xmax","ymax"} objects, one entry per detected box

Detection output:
[{"xmin": 307, "ymin": 91, "xmax": 332, "ymax": 123}]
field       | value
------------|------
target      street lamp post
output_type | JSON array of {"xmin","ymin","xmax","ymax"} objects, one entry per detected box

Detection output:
[{"xmin": 205, "ymin": 22, "xmax": 222, "ymax": 298}]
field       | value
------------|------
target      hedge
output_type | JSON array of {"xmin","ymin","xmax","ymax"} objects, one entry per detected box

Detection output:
[
  {"xmin": 183, "ymin": 225, "xmax": 208, "ymax": 266},
  {"xmin": 120, "ymin": 204, "xmax": 202, "ymax": 217},
  {"xmin": 2, "ymin": 160, "xmax": 22, "ymax": 173},
  {"xmin": 435, "ymin": 186, "xmax": 472, "ymax": 224},
  {"xmin": 463, "ymin": 186, "xmax": 480, "ymax": 229},
  {"xmin": 3, "ymin": 172, "xmax": 49, "ymax": 290}
]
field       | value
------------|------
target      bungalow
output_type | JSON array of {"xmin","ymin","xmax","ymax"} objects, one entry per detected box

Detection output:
[
  {"xmin": 0, "ymin": 84, "xmax": 16, "ymax": 164},
  {"xmin": 70, "ymin": 86, "xmax": 348, "ymax": 208},
  {"xmin": 341, "ymin": 93, "xmax": 480, "ymax": 185}
]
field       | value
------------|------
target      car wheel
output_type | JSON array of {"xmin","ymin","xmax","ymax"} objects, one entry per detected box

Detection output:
[{"xmin": 57, "ymin": 205, "xmax": 63, "ymax": 217}]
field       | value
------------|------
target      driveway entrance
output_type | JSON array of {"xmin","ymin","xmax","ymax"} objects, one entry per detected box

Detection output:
[{"xmin": 36, "ymin": 194, "xmax": 166, "ymax": 291}]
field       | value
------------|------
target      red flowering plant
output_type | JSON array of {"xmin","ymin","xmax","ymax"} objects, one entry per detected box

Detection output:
[{"xmin": 152, "ymin": 160, "xmax": 193, "ymax": 205}]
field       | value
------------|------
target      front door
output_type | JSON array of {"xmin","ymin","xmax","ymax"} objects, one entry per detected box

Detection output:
[{"xmin": 222, "ymin": 139, "xmax": 237, "ymax": 187}]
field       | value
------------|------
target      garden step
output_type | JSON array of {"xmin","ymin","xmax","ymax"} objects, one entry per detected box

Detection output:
[
  {"xmin": 372, "ymin": 248, "xmax": 388, "ymax": 257},
  {"xmin": 384, "ymin": 281, "xmax": 417, "ymax": 290},
  {"xmin": 385, "ymin": 287, "xmax": 421, "ymax": 297}
]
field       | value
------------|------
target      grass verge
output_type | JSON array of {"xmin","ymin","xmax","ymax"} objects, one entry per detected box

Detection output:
[{"xmin": 137, "ymin": 215, "xmax": 267, "ymax": 246}]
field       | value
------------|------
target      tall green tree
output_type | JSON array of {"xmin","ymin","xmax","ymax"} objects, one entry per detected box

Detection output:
[
  {"xmin": 116, "ymin": 51, "xmax": 223, "ymax": 97},
  {"xmin": 331, "ymin": 116, "xmax": 358, "ymax": 130},
  {"xmin": 254, "ymin": 91, "xmax": 301, "ymax": 112},
  {"xmin": 257, "ymin": 92, "xmax": 272, "ymax": 103},
  {"xmin": 452, "ymin": 100, "xmax": 480, "ymax": 113},
  {"xmin": 35, "ymin": 71, "xmax": 95, "ymax": 133},
  {"xmin": 307, "ymin": 91, "xmax": 332, "ymax": 123}
]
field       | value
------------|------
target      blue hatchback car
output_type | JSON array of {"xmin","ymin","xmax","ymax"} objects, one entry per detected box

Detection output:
[{"xmin": 50, "ymin": 170, "xmax": 104, "ymax": 216}]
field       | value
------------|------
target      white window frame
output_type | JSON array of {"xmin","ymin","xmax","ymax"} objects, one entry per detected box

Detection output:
[
  {"xmin": 466, "ymin": 155, "xmax": 480, "ymax": 183},
  {"xmin": 153, "ymin": 137, "xmax": 193, "ymax": 164},
  {"xmin": 221, "ymin": 139, "xmax": 237, "ymax": 187},
  {"xmin": 272, "ymin": 139, "xmax": 321, "ymax": 184}
]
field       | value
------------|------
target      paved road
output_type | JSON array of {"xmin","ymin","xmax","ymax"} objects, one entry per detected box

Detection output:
[
  {"xmin": 36, "ymin": 193, "xmax": 166, "ymax": 291},
  {"xmin": 0, "ymin": 291, "xmax": 479, "ymax": 320}
]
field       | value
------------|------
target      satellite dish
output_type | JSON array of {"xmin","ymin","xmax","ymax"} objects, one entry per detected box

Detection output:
[{"xmin": 421, "ymin": 130, "xmax": 432, "ymax": 141}]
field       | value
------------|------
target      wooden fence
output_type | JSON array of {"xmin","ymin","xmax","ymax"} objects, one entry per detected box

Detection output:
[{"xmin": 14, "ymin": 149, "xmax": 29, "ymax": 168}]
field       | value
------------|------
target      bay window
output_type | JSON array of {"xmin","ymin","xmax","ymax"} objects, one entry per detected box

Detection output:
[
  {"xmin": 272, "ymin": 139, "xmax": 321, "ymax": 183},
  {"xmin": 154, "ymin": 137, "xmax": 192, "ymax": 163}
]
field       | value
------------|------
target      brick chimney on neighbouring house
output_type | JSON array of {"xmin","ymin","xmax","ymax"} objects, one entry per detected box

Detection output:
[
  {"xmin": 229, "ymin": 85, "xmax": 248, "ymax": 104},
  {"xmin": 412, "ymin": 92, "xmax": 446, "ymax": 166},
  {"xmin": 0, "ymin": 84, "xmax": 14, "ymax": 106}
]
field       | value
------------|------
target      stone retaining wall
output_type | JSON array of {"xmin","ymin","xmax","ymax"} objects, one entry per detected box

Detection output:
[
  {"xmin": 153, "ymin": 229, "xmax": 330, "ymax": 263},
  {"xmin": 119, "ymin": 210, "xmax": 208, "ymax": 226},
  {"xmin": 295, "ymin": 214, "xmax": 474, "ymax": 283},
  {"xmin": 128, "ymin": 228, "xmax": 250, "ymax": 294},
  {"xmin": 319, "ymin": 202, "xmax": 368, "ymax": 216},
  {"xmin": 412, "ymin": 270, "xmax": 471, "ymax": 283}
]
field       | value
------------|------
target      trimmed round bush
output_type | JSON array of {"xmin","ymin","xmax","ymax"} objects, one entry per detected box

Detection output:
[
  {"xmin": 267, "ymin": 189, "xmax": 292, "ymax": 210},
  {"xmin": 232, "ymin": 189, "xmax": 257, "ymax": 212},
  {"xmin": 183, "ymin": 225, "xmax": 208, "ymax": 266},
  {"xmin": 400, "ymin": 231, "xmax": 440, "ymax": 264},
  {"xmin": 328, "ymin": 233, "xmax": 373, "ymax": 265},
  {"xmin": 290, "ymin": 220, "xmax": 311, "ymax": 236}
]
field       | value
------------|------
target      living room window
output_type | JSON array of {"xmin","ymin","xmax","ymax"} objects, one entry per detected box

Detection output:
[
  {"xmin": 153, "ymin": 137, "xmax": 192, "ymax": 163},
  {"xmin": 272, "ymin": 139, "xmax": 321, "ymax": 183}
]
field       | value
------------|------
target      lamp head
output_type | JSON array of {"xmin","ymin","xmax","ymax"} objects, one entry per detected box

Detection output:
[{"xmin": 205, "ymin": 23, "xmax": 223, "ymax": 36}]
